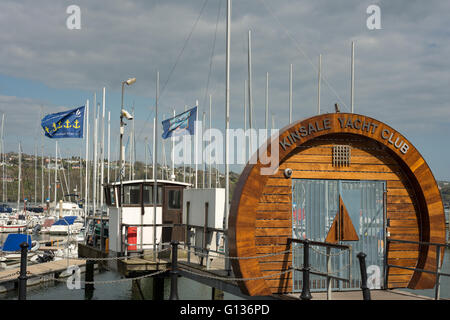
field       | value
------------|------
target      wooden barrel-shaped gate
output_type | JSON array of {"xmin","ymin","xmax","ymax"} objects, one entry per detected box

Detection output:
[{"xmin": 228, "ymin": 113, "xmax": 446, "ymax": 296}]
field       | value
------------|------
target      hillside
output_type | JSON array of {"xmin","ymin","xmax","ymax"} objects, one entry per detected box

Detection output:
[{"xmin": 0, "ymin": 152, "xmax": 242, "ymax": 204}]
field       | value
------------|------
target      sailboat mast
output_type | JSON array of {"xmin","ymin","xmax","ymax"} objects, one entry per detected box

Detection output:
[
  {"xmin": 107, "ymin": 111, "xmax": 111, "ymax": 184},
  {"xmin": 1, "ymin": 113, "xmax": 4, "ymax": 203},
  {"xmin": 93, "ymin": 102, "xmax": 99, "ymax": 216},
  {"xmin": 289, "ymin": 64, "xmax": 293, "ymax": 123},
  {"xmin": 247, "ymin": 29, "xmax": 253, "ymax": 150},
  {"xmin": 351, "ymin": 41, "xmax": 355, "ymax": 113},
  {"xmin": 266, "ymin": 72, "xmax": 269, "ymax": 130},
  {"xmin": 17, "ymin": 142, "xmax": 22, "ymax": 211},
  {"xmin": 318, "ymin": 54, "xmax": 322, "ymax": 115},
  {"xmin": 100, "ymin": 87, "xmax": 106, "ymax": 209}
]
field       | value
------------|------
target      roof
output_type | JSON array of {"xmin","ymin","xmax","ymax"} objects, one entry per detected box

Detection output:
[{"xmin": 106, "ymin": 179, "xmax": 191, "ymax": 187}]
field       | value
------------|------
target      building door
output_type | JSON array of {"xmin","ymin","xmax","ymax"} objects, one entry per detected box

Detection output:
[
  {"xmin": 292, "ymin": 179, "xmax": 386, "ymax": 292},
  {"xmin": 162, "ymin": 186, "xmax": 184, "ymax": 242}
]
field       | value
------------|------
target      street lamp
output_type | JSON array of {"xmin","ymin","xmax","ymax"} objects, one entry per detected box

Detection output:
[{"xmin": 119, "ymin": 77, "xmax": 136, "ymax": 256}]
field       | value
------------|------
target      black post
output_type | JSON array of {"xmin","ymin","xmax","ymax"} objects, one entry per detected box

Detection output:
[
  {"xmin": 169, "ymin": 240, "xmax": 179, "ymax": 300},
  {"xmin": 357, "ymin": 252, "xmax": 371, "ymax": 300},
  {"xmin": 300, "ymin": 239, "xmax": 312, "ymax": 300},
  {"xmin": 84, "ymin": 260, "xmax": 95, "ymax": 300},
  {"xmin": 18, "ymin": 242, "xmax": 29, "ymax": 300}
]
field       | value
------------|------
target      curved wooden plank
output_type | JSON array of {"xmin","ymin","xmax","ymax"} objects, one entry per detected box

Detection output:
[{"xmin": 229, "ymin": 113, "xmax": 446, "ymax": 295}]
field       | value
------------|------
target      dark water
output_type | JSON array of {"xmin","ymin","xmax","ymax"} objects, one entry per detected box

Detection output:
[
  {"xmin": 1, "ymin": 232, "xmax": 449, "ymax": 300},
  {"xmin": 0, "ymin": 232, "xmax": 243, "ymax": 300}
]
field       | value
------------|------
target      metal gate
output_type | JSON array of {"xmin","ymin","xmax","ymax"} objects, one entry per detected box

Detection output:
[{"xmin": 292, "ymin": 179, "xmax": 386, "ymax": 292}]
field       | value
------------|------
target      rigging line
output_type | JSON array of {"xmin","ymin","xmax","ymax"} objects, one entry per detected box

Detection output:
[
  {"xmin": 202, "ymin": 0, "xmax": 222, "ymax": 110},
  {"xmin": 135, "ymin": 0, "xmax": 209, "ymax": 142},
  {"xmin": 159, "ymin": 0, "xmax": 210, "ymax": 99},
  {"xmin": 258, "ymin": 0, "xmax": 350, "ymax": 112}
]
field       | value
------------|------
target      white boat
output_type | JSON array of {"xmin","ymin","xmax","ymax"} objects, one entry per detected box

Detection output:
[
  {"xmin": 47, "ymin": 200, "xmax": 84, "ymax": 235},
  {"xmin": 0, "ymin": 234, "xmax": 40, "ymax": 264},
  {"xmin": 49, "ymin": 216, "xmax": 83, "ymax": 235},
  {"xmin": 50, "ymin": 201, "xmax": 84, "ymax": 218},
  {"xmin": 39, "ymin": 217, "xmax": 57, "ymax": 234},
  {"xmin": 0, "ymin": 218, "xmax": 28, "ymax": 233}
]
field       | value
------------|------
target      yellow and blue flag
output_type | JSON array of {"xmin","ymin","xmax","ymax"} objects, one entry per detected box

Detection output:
[
  {"xmin": 162, "ymin": 106, "xmax": 197, "ymax": 139},
  {"xmin": 41, "ymin": 106, "xmax": 85, "ymax": 139}
]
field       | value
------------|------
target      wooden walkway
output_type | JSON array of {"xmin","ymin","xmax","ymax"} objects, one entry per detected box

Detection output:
[
  {"xmin": 287, "ymin": 289, "xmax": 438, "ymax": 300},
  {"xmin": 0, "ymin": 258, "xmax": 86, "ymax": 293}
]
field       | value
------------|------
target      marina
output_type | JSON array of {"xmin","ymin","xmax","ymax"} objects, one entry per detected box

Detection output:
[{"xmin": 0, "ymin": 1, "xmax": 449, "ymax": 313}]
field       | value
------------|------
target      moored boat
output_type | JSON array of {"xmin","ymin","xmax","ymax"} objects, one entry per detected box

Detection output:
[{"xmin": 49, "ymin": 216, "xmax": 83, "ymax": 235}]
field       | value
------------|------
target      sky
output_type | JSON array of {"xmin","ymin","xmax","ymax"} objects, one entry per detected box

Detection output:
[{"xmin": 0, "ymin": 0, "xmax": 449, "ymax": 179}]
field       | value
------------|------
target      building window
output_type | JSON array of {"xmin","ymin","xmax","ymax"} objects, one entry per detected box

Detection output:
[
  {"xmin": 168, "ymin": 189, "xmax": 181, "ymax": 209},
  {"xmin": 123, "ymin": 185, "xmax": 141, "ymax": 205},
  {"xmin": 143, "ymin": 185, "xmax": 163, "ymax": 205},
  {"xmin": 110, "ymin": 187, "xmax": 116, "ymax": 206},
  {"xmin": 332, "ymin": 145, "xmax": 351, "ymax": 167}
]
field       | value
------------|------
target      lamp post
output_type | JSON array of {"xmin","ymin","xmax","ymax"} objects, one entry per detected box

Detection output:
[{"xmin": 119, "ymin": 77, "xmax": 136, "ymax": 255}]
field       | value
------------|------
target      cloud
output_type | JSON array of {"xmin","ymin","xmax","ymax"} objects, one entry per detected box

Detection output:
[{"xmin": 0, "ymin": 0, "xmax": 449, "ymax": 178}]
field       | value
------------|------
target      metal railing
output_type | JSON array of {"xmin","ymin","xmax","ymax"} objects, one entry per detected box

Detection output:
[
  {"xmin": 120, "ymin": 223, "xmax": 227, "ymax": 268},
  {"xmin": 385, "ymin": 238, "xmax": 450, "ymax": 300},
  {"xmin": 288, "ymin": 238, "xmax": 352, "ymax": 300}
]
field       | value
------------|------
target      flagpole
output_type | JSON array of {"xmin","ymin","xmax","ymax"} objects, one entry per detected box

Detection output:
[
  {"xmin": 225, "ymin": 0, "xmax": 231, "ymax": 274},
  {"xmin": 54, "ymin": 141, "xmax": 58, "ymax": 206},
  {"xmin": 195, "ymin": 100, "xmax": 198, "ymax": 189},
  {"xmin": 208, "ymin": 94, "xmax": 212, "ymax": 189},
  {"xmin": 171, "ymin": 108, "xmax": 175, "ymax": 181},
  {"xmin": 39, "ymin": 108, "xmax": 43, "ymax": 206},
  {"xmin": 84, "ymin": 99, "xmax": 89, "ymax": 225},
  {"xmin": 247, "ymin": 29, "xmax": 253, "ymax": 151},
  {"xmin": 153, "ymin": 70, "xmax": 159, "ymax": 259},
  {"xmin": 183, "ymin": 105, "xmax": 187, "ymax": 183}
]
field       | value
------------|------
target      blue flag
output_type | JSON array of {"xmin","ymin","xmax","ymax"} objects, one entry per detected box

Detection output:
[
  {"xmin": 41, "ymin": 106, "xmax": 85, "ymax": 139},
  {"xmin": 162, "ymin": 106, "xmax": 197, "ymax": 139}
]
